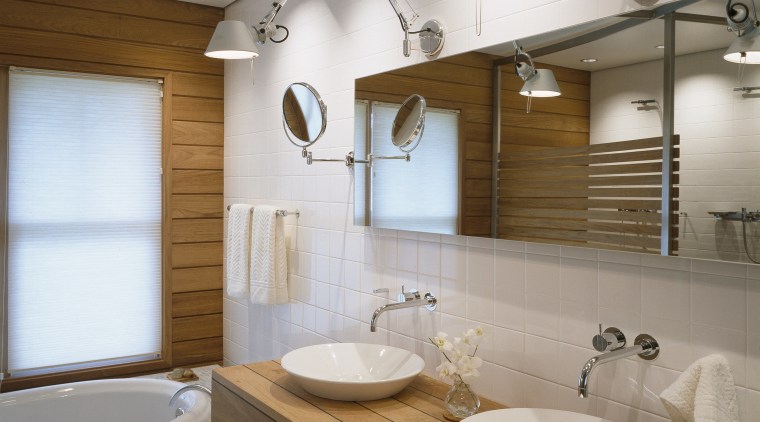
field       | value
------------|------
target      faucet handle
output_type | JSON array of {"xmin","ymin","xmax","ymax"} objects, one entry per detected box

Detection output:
[
  {"xmin": 397, "ymin": 285, "xmax": 420, "ymax": 302},
  {"xmin": 592, "ymin": 325, "xmax": 626, "ymax": 352}
]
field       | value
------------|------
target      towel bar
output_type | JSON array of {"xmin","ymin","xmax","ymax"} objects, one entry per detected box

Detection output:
[{"xmin": 226, "ymin": 205, "xmax": 300, "ymax": 218}]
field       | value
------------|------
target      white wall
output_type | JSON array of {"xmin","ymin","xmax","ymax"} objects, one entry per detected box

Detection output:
[
  {"xmin": 590, "ymin": 49, "xmax": 760, "ymax": 263},
  {"xmin": 222, "ymin": 1, "xmax": 760, "ymax": 421}
]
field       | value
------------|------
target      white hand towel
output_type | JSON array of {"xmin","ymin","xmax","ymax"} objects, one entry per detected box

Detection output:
[
  {"xmin": 226, "ymin": 204, "xmax": 253, "ymax": 298},
  {"xmin": 659, "ymin": 354, "xmax": 739, "ymax": 422},
  {"xmin": 250, "ymin": 205, "xmax": 289, "ymax": 305}
]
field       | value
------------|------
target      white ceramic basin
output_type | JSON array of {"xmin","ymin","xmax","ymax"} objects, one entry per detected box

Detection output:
[
  {"xmin": 463, "ymin": 408, "xmax": 611, "ymax": 422},
  {"xmin": 280, "ymin": 343, "xmax": 425, "ymax": 401}
]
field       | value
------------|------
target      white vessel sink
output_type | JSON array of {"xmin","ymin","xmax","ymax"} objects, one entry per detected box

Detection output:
[
  {"xmin": 463, "ymin": 408, "xmax": 611, "ymax": 422},
  {"xmin": 280, "ymin": 343, "xmax": 424, "ymax": 401}
]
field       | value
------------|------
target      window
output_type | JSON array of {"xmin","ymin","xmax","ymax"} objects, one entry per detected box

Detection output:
[
  {"xmin": 2, "ymin": 68, "xmax": 163, "ymax": 378},
  {"xmin": 367, "ymin": 102, "xmax": 460, "ymax": 234}
]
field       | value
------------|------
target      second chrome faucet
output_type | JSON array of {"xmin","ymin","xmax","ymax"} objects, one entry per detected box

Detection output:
[
  {"xmin": 578, "ymin": 325, "xmax": 660, "ymax": 398},
  {"xmin": 370, "ymin": 286, "xmax": 437, "ymax": 332}
]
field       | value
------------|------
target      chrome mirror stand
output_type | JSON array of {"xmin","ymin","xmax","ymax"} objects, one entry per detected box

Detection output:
[{"xmin": 303, "ymin": 150, "xmax": 410, "ymax": 167}]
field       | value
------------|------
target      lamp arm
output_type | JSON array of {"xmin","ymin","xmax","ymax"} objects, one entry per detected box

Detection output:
[{"xmin": 259, "ymin": 0, "xmax": 288, "ymax": 27}]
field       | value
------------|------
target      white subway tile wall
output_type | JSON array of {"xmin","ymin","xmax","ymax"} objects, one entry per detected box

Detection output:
[{"xmin": 223, "ymin": 0, "xmax": 759, "ymax": 421}]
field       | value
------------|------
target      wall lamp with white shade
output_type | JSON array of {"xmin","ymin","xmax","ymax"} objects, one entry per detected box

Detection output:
[
  {"xmin": 204, "ymin": 0, "xmax": 289, "ymax": 60},
  {"xmin": 724, "ymin": 0, "xmax": 760, "ymax": 64},
  {"xmin": 513, "ymin": 42, "xmax": 561, "ymax": 112}
]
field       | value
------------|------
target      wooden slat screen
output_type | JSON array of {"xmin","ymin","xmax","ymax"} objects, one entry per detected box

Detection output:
[{"xmin": 499, "ymin": 135, "xmax": 680, "ymax": 254}]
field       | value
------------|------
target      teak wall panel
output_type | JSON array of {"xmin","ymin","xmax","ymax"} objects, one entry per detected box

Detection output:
[
  {"xmin": 1, "ymin": 0, "xmax": 215, "ymax": 50},
  {"xmin": 0, "ymin": 0, "xmax": 224, "ymax": 384},
  {"xmin": 28, "ymin": 0, "xmax": 223, "ymax": 27},
  {"xmin": 173, "ymin": 121, "xmax": 225, "ymax": 146},
  {"xmin": 356, "ymin": 51, "xmax": 496, "ymax": 236}
]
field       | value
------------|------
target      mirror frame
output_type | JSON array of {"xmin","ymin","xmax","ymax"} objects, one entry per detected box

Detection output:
[
  {"xmin": 281, "ymin": 82, "xmax": 327, "ymax": 148},
  {"xmin": 392, "ymin": 94, "xmax": 427, "ymax": 153}
]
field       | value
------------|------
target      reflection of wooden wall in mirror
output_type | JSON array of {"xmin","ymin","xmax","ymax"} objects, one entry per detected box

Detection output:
[
  {"xmin": 283, "ymin": 89, "xmax": 309, "ymax": 141},
  {"xmin": 355, "ymin": 52, "xmax": 497, "ymax": 236},
  {"xmin": 498, "ymin": 62, "xmax": 679, "ymax": 253}
]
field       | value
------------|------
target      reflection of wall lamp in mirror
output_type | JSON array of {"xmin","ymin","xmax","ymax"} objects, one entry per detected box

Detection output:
[
  {"xmin": 513, "ymin": 41, "xmax": 561, "ymax": 113},
  {"xmin": 204, "ymin": 1, "xmax": 289, "ymax": 60},
  {"xmin": 387, "ymin": 0, "xmax": 444, "ymax": 57},
  {"xmin": 724, "ymin": 0, "xmax": 760, "ymax": 64}
]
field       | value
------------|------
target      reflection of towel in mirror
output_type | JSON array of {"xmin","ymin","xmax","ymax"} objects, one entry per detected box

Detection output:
[
  {"xmin": 250, "ymin": 206, "xmax": 289, "ymax": 305},
  {"xmin": 659, "ymin": 354, "xmax": 739, "ymax": 422},
  {"xmin": 226, "ymin": 204, "xmax": 253, "ymax": 298}
]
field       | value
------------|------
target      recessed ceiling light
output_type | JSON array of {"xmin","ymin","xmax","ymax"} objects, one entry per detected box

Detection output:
[
  {"xmin": 580, "ymin": 58, "xmax": 598, "ymax": 63},
  {"xmin": 655, "ymin": 44, "xmax": 665, "ymax": 49}
]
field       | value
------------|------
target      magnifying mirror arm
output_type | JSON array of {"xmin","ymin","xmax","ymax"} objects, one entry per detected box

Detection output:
[
  {"xmin": 304, "ymin": 150, "xmax": 355, "ymax": 167},
  {"xmin": 368, "ymin": 153, "xmax": 411, "ymax": 164}
]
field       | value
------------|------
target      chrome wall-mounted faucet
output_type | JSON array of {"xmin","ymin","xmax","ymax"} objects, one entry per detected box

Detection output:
[
  {"xmin": 578, "ymin": 325, "xmax": 659, "ymax": 398},
  {"xmin": 369, "ymin": 285, "xmax": 437, "ymax": 332}
]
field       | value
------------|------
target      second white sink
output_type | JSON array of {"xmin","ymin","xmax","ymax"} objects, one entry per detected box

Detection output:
[
  {"xmin": 463, "ymin": 408, "xmax": 611, "ymax": 422},
  {"xmin": 280, "ymin": 343, "xmax": 425, "ymax": 401}
]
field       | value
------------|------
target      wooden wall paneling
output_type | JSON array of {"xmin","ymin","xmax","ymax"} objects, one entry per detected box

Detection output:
[
  {"xmin": 172, "ymin": 218, "xmax": 224, "ymax": 243},
  {"xmin": 173, "ymin": 121, "xmax": 224, "ymax": 146},
  {"xmin": 174, "ymin": 73, "xmax": 224, "ymax": 98},
  {"xmin": 0, "ymin": 27, "xmax": 222, "ymax": 76},
  {"xmin": 1, "ymin": 0, "xmax": 215, "ymax": 50},
  {"xmin": 27, "ymin": 0, "xmax": 224, "ymax": 27},
  {"xmin": 173, "ymin": 291, "xmax": 224, "ymax": 318},
  {"xmin": 173, "ymin": 170, "xmax": 224, "ymax": 194},
  {"xmin": 174, "ymin": 96, "xmax": 224, "ymax": 122},
  {"xmin": 172, "ymin": 243, "xmax": 224, "ymax": 268},
  {"xmin": 172, "ymin": 194, "xmax": 224, "ymax": 218},
  {"xmin": 173, "ymin": 314, "xmax": 223, "ymax": 342},
  {"xmin": 172, "ymin": 145, "xmax": 224, "ymax": 169},
  {"xmin": 173, "ymin": 266, "xmax": 223, "ymax": 293},
  {"xmin": 0, "ymin": 0, "xmax": 225, "ymax": 384},
  {"xmin": 173, "ymin": 337, "xmax": 224, "ymax": 367}
]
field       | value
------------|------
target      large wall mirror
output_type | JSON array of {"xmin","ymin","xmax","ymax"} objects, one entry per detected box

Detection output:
[{"xmin": 354, "ymin": 0, "xmax": 760, "ymax": 264}]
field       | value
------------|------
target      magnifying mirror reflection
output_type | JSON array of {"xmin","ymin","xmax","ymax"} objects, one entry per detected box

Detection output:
[{"xmin": 391, "ymin": 94, "xmax": 426, "ymax": 152}]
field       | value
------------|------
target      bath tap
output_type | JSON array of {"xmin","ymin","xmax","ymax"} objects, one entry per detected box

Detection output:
[
  {"xmin": 370, "ymin": 286, "xmax": 437, "ymax": 332},
  {"xmin": 577, "ymin": 326, "xmax": 659, "ymax": 398},
  {"xmin": 169, "ymin": 384, "xmax": 211, "ymax": 407}
]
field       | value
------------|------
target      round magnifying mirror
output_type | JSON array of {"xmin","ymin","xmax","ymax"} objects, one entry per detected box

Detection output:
[
  {"xmin": 391, "ymin": 94, "xmax": 426, "ymax": 153},
  {"xmin": 282, "ymin": 82, "xmax": 327, "ymax": 148}
]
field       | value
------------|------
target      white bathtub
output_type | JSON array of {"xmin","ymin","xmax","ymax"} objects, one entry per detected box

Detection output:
[{"xmin": 0, "ymin": 378, "xmax": 211, "ymax": 422}]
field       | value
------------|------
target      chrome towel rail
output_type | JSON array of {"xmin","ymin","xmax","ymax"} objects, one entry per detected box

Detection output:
[{"xmin": 226, "ymin": 205, "xmax": 300, "ymax": 217}]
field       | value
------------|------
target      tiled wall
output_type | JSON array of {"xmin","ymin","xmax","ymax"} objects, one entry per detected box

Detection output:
[
  {"xmin": 222, "ymin": 0, "xmax": 760, "ymax": 421},
  {"xmin": 590, "ymin": 49, "xmax": 760, "ymax": 263}
]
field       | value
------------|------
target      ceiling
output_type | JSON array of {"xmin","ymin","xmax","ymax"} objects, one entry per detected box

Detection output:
[
  {"xmin": 480, "ymin": 0, "xmax": 735, "ymax": 71},
  {"xmin": 179, "ymin": 0, "xmax": 235, "ymax": 8}
]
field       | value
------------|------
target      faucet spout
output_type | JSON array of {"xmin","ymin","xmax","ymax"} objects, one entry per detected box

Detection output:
[
  {"xmin": 370, "ymin": 290, "xmax": 436, "ymax": 332},
  {"xmin": 578, "ymin": 334, "xmax": 659, "ymax": 398},
  {"xmin": 169, "ymin": 384, "xmax": 211, "ymax": 407}
]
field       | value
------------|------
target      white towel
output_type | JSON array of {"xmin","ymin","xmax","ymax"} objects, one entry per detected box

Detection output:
[
  {"xmin": 226, "ymin": 204, "xmax": 253, "ymax": 298},
  {"xmin": 250, "ymin": 206, "xmax": 289, "ymax": 305},
  {"xmin": 659, "ymin": 354, "xmax": 739, "ymax": 422}
]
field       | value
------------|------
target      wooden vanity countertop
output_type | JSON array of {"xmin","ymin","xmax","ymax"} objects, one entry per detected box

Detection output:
[{"xmin": 212, "ymin": 360, "xmax": 507, "ymax": 422}]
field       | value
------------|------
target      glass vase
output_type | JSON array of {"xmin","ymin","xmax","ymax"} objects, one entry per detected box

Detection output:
[{"xmin": 444, "ymin": 379, "xmax": 480, "ymax": 419}]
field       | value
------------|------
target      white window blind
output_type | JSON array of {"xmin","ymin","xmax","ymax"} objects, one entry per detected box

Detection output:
[
  {"xmin": 371, "ymin": 103, "xmax": 460, "ymax": 234},
  {"xmin": 7, "ymin": 68, "xmax": 163, "ymax": 376}
]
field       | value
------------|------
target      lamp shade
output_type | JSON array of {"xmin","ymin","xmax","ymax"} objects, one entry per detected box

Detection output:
[
  {"xmin": 725, "ymin": 27, "xmax": 760, "ymax": 63},
  {"xmin": 519, "ymin": 69, "xmax": 561, "ymax": 97},
  {"xmin": 205, "ymin": 20, "xmax": 259, "ymax": 60}
]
